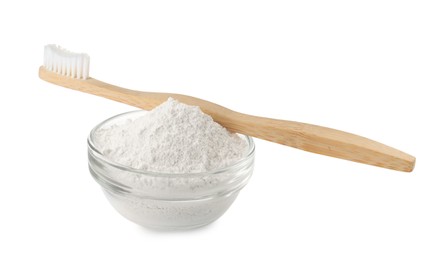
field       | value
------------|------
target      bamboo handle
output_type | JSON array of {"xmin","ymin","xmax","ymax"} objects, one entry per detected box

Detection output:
[
  {"xmin": 222, "ymin": 113, "xmax": 415, "ymax": 172},
  {"xmin": 39, "ymin": 66, "xmax": 415, "ymax": 172}
]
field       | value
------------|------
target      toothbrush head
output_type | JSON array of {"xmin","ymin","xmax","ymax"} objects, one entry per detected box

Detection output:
[{"xmin": 43, "ymin": 44, "xmax": 90, "ymax": 79}]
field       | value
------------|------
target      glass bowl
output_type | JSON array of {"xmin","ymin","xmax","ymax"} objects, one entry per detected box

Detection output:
[{"xmin": 88, "ymin": 110, "xmax": 255, "ymax": 230}]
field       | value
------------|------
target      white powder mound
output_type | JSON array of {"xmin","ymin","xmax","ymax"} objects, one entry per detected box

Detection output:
[{"xmin": 94, "ymin": 98, "xmax": 247, "ymax": 173}]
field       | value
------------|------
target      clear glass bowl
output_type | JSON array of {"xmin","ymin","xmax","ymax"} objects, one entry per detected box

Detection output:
[{"xmin": 88, "ymin": 110, "xmax": 255, "ymax": 230}]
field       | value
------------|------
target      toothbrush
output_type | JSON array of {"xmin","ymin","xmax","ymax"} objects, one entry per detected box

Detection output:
[{"xmin": 39, "ymin": 45, "xmax": 415, "ymax": 172}]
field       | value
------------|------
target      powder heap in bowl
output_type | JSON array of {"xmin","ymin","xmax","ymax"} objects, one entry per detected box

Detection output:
[{"xmin": 93, "ymin": 98, "xmax": 247, "ymax": 173}]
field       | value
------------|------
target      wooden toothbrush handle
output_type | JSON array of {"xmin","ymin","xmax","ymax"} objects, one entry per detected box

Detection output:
[
  {"xmin": 222, "ymin": 113, "xmax": 415, "ymax": 172},
  {"xmin": 39, "ymin": 66, "xmax": 415, "ymax": 172}
]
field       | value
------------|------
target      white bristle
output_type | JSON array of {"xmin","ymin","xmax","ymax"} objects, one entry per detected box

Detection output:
[{"xmin": 43, "ymin": 44, "xmax": 90, "ymax": 79}]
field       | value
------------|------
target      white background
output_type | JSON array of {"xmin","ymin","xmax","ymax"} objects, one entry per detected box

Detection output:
[{"xmin": 0, "ymin": 1, "xmax": 432, "ymax": 259}]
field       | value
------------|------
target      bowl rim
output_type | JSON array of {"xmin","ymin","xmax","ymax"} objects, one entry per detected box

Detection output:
[{"xmin": 88, "ymin": 110, "xmax": 255, "ymax": 178}]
